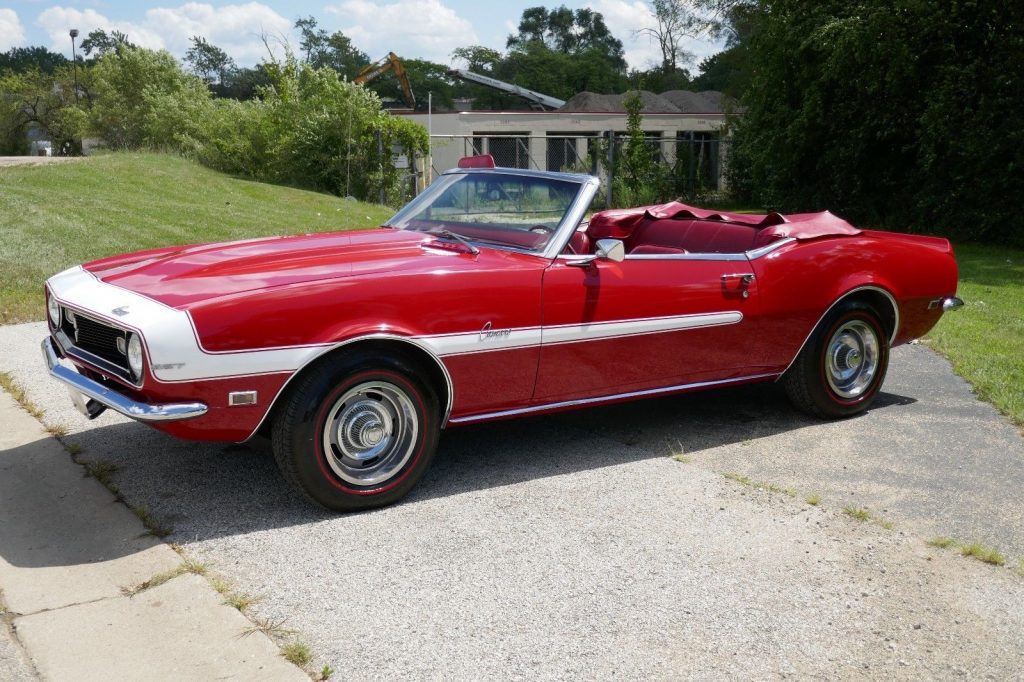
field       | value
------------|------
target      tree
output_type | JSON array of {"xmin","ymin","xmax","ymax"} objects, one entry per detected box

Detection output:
[
  {"xmin": 0, "ymin": 47, "xmax": 68, "ymax": 75},
  {"xmin": 638, "ymin": 0, "xmax": 697, "ymax": 79},
  {"xmin": 453, "ymin": 6, "xmax": 629, "ymax": 110},
  {"xmin": 0, "ymin": 65, "xmax": 89, "ymax": 154},
  {"xmin": 451, "ymin": 46, "xmax": 502, "ymax": 72},
  {"xmin": 727, "ymin": 0, "xmax": 1024, "ymax": 246},
  {"xmin": 369, "ymin": 59, "xmax": 460, "ymax": 111},
  {"xmin": 90, "ymin": 46, "xmax": 209, "ymax": 149},
  {"xmin": 507, "ymin": 5, "xmax": 626, "ymax": 70},
  {"xmin": 80, "ymin": 29, "xmax": 135, "ymax": 58},
  {"xmin": 690, "ymin": 2, "xmax": 760, "ymax": 95},
  {"xmin": 293, "ymin": 17, "xmax": 369, "ymax": 80},
  {"xmin": 184, "ymin": 36, "xmax": 235, "ymax": 87}
]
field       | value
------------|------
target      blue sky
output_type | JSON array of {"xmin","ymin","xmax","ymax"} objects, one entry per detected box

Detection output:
[{"xmin": 0, "ymin": 1, "xmax": 724, "ymax": 70}]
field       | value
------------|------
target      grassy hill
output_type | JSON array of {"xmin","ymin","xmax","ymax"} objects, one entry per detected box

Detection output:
[{"xmin": 0, "ymin": 153, "xmax": 393, "ymax": 324}]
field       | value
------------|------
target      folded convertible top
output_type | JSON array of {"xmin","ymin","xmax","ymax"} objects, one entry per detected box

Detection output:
[{"xmin": 589, "ymin": 201, "xmax": 862, "ymax": 241}]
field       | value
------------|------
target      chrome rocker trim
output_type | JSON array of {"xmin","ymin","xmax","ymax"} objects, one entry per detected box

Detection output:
[
  {"xmin": 447, "ymin": 372, "xmax": 779, "ymax": 425},
  {"xmin": 42, "ymin": 337, "xmax": 208, "ymax": 422}
]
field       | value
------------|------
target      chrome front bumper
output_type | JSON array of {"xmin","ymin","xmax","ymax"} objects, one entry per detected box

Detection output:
[{"xmin": 42, "ymin": 337, "xmax": 208, "ymax": 422}]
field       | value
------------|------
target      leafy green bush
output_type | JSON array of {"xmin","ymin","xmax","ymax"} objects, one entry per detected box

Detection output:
[
  {"xmin": 86, "ymin": 47, "xmax": 427, "ymax": 204},
  {"xmin": 90, "ymin": 47, "xmax": 208, "ymax": 150},
  {"xmin": 727, "ymin": 0, "xmax": 1024, "ymax": 246}
]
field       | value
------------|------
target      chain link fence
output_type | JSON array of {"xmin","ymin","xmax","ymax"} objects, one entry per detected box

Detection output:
[{"xmin": 423, "ymin": 132, "xmax": 728, "ymax": 207}]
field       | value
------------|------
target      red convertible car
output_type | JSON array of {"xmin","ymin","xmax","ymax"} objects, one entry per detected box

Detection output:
[{"xmin": 43, "ymin": 157, "xmax": 962, "ymax": 510}]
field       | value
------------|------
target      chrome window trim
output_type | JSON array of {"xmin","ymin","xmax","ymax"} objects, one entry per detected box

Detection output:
[
  {"xmin": 625, "ymin": 252, "xmax": 748, "ymax": 262},
  {"xmin": 447, "ymin": 372, "xmax": 779, "ymax": 425},
  {"xmin": 543, "ymin": 176, "xmax": 601, "ymax": 259},
  {"xmin": 244, "ymin": 333, "xmax": 456, "ymax": 442},
  {"xmin": 746, "ymin": 237, "xmax": 797, "ymax": 259},
  {"xmin": 439, "ymin": 167, "xmax": 596, "ymax": 183},
  {"xmin": 385, "ymin": 169, "xmax": 600, "ymax": 260},
  {"xmin": 557, "ymin": 238, "xmax": 797, "ymax": 262},
  {"xmin": 776, "ymin": 284, "xmax": 900, "ymax": 380}
]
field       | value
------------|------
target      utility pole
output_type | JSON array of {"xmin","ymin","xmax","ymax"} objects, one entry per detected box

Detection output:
[{"xmin": 69, "ymin": 29, "xmax": 80, "ymax": 102}]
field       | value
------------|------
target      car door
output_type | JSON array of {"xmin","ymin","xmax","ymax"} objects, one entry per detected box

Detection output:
[{"xmin": 534, "ymin": 252, "xmax": 769, "ymax": 402}]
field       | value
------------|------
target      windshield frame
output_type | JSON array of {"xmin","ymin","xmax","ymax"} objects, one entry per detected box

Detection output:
[{"xmin": 386, "ymin": 168, "xmax": 600, "ymax": 259}]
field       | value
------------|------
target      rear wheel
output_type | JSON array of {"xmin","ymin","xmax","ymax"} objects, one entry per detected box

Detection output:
[
  {"xmin": 271, "ymin": 352, "xmax": 440, "ymax": 511},
  {"xmin": 783, "ymin": 300, "xmax": 890, "ymax": 418}
]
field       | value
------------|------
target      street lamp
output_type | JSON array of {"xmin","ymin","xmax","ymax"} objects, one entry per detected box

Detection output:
[{"xmin": 69, "ymin": 29, "xmax": 79, "ymax": 102}]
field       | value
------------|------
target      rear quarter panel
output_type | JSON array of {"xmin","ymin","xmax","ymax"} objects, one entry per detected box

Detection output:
[{"xmin": 752, "ymin": 232, "xmax": 958, "ymax": 372}]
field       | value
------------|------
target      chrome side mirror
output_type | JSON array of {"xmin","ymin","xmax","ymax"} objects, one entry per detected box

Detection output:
[{"xmin": 595, "ymin": 239, "xmax": 625, "ymax": 263}]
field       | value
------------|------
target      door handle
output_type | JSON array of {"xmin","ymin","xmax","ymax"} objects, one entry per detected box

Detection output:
[{"xmin": 721, "ymin": 272, "xmax": 755, "ymax": 298}]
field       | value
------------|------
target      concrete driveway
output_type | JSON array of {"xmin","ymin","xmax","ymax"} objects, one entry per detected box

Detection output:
[{"xmin": 1, "ymin": 321, "xmax": 1022, "ymax": 678}]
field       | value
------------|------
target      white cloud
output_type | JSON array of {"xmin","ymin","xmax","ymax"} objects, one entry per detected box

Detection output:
[
  {"xmin": 37, "ymin": 7, "xmax": 166, "ymax": 53},
  {"xmin": 588, "ymin": 0, "xmax": 725, "ymax": 71},
  {"xmin": 0, "ymin": 9, "xmax": 27, "ymax": 51},
  {"xmin": 144, "ymin": 3, "xmax": 295, "ymax": 62},
  {"xmin": 326, "ymin": 0, "xmax": 477, "ymax": 63},
  {"xmin": 36, "ymin": 3, "xmax": 295, "ymax": 64}
]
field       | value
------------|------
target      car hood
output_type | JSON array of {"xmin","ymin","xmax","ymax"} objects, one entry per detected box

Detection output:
[{"xmin": 83, "ymin": 228, "xmax": 497, "ymax": 308}]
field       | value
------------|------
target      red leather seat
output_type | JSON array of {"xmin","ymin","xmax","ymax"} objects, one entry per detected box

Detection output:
[
  {"xmin": 567, "ymin": 230, "xmax": 591, "ymax": 255},
  {"xmin": 630, "ymin": 245, "xmax": 687, "ymax": 255},
  {"xmin": 627, "ymin": 219, "xmax": 758, "ymax": 254}
]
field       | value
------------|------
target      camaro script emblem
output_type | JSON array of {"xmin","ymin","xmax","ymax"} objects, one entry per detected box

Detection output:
[{"xmin": 479, "ymin": 321, "xmax": 512, "ymax": 342}]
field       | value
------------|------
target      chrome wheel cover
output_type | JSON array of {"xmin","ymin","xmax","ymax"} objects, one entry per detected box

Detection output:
[
  {"xmin": 322, "ymin": 381, "xmax": 418, "ymax": 486},
  {"xmin": 825, "ymin": 320, "xmax": 880, "ymax": 399}
]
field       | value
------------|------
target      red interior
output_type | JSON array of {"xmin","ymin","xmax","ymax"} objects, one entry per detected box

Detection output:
[
  {"xmin": 581, "ymin": 217, "xmax": 774, "ymax": 254},
  {"xmin": 576, "ymin": 202, "xmax": 861, "ymax": 255}
]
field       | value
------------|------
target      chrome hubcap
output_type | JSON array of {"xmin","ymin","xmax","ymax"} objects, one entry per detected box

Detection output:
[
  {"xmin": 825, "ymin": 320, "xmax": 880, "ymax": 399},
  {"xmin": 322, "ymin": 381, "xmax": 418, "ymax": 486}
]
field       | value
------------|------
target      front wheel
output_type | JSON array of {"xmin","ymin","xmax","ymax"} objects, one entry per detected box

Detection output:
[
  {"xmin": 271, "ymin": 353, "xmax": 440, "ymax": 511},
  {"xmin": 782, "ymin": 300, "xmax": 890, "ymax": 419}
]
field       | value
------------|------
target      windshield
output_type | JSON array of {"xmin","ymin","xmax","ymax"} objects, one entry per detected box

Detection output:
[{"xmin": 388, "ymin": 172, "xmax": 584, "ymax": 253}]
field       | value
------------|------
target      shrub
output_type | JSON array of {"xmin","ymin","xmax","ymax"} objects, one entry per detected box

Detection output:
[
  {"xmin": 86, "ymin": 47, "xmax": 427, "ymax": 204},
  {"xmin": 726, "ymin": 0, "xmax": 1024, "ymax": 246}
]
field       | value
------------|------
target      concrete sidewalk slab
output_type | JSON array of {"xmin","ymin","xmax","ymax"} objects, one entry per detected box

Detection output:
[
  {"xmin": 0, "ymin": 399, "xmax": 180, "ymax": 615},
  {"xmin": 16, "ymin": 573, "xmax": 304, "ymax": 681},
  {"xmin": 0, "ymin": 393, "xmax": 305, "ymax": 680}
]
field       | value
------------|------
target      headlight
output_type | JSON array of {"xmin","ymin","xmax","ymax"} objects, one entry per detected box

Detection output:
[
  {"xmin": 127, "ymin": 333, "xmax": 144, "ymax": 380},
  {"xmin": 47, "ymin": 296, "xmax": 60, "ymax": 327}
]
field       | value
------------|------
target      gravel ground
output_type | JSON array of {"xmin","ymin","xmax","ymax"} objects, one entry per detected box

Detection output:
[
  {"xmin": 0, "ymin": 157, "xmax": 81, "ymax": 167},
  {"xmin": 1, "ymin": 321, "xmax": 1023, "ymax": 679},
  {"xmin": 0, "ymin": 616, "xmax": 35, "ymax": 681}
]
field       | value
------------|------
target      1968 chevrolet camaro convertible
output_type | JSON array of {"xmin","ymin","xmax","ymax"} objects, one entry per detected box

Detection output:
[{"xmin": 43, "ymin": 156, "xmax": 963, "ymax": 510}]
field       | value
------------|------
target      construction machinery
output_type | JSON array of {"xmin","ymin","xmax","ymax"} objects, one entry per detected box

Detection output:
[
  {"xmin": 448, "ymin": 69, "xmax": 566, "ymax": 110},
  {"xmin": 354, "ymin": 52, "xmax": 416, "ymax": 111}
]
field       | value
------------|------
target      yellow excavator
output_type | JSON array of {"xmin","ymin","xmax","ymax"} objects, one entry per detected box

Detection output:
[{"xmin": 353, "ymin": 52, "xmax": 416, "ymax": 111}]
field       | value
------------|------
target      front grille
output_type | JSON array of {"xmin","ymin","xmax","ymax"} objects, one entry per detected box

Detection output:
[{"xmin": 60, "ymin": 309, "xmax": 130, "ymax": 370}]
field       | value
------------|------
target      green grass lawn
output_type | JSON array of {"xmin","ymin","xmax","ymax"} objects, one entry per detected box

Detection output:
[
  {"xmin": 925, "ymin": 243, "xmax": 1024, "ymax": 427},
  {"xmin": 0, "ymin": 153, "xmax": 393, "ymax": 324}
]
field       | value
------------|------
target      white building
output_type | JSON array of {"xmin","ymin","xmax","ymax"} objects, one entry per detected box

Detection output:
[{"xmin": 399, "ymin": 91, "xmax": 730, "ymax": 188}]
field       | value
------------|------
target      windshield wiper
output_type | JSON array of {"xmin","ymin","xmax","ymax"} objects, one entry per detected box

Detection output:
[{"xmin": 426, "ymin": 228, "xmax": 479, "ymax": 255}]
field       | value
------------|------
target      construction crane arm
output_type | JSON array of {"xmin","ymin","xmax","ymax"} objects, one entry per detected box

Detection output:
[
  {"xmin": 354, "ymin": 52, "xmax": 416, "ymax": 110},
  {"xmin": 447, "ymin": 69, "xmax": 566, "ymax": 110}
]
